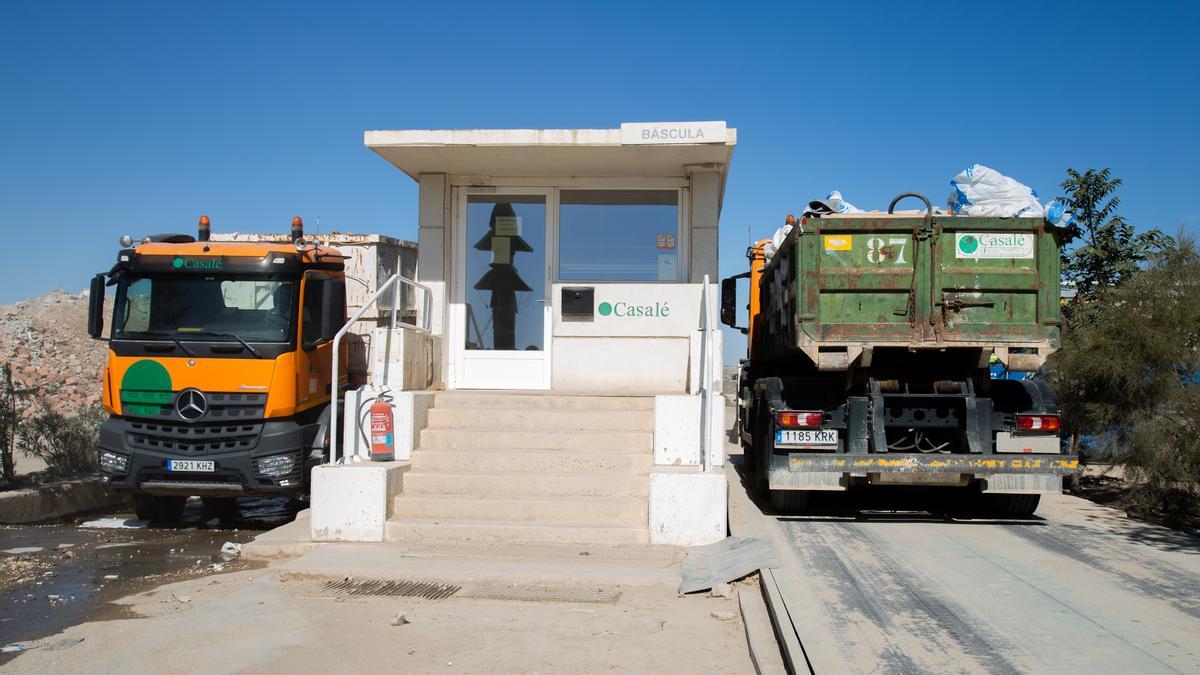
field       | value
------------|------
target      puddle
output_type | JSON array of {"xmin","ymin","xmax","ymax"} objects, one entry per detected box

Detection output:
[{"xmin": 0, "ymin": 496, "xmax": 298, "ymax": 661}]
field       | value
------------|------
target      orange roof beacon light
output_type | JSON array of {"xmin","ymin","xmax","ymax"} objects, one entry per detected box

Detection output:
[
  {"xmin": 198, "ymin": 215, "xmax": 212, "ymax": 242},
  {"xmin": 291, "ymin": 216, "xmax": 304, "ymax": 243}
]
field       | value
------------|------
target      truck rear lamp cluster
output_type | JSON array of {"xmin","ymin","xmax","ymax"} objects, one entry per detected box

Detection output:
[
  {"xmin": 255, "ymin": 454, "xmax": 297, "ymax": 478},
  {"xmin": 777, "ymin": 411, "xmax": 823, "ymax": 429},
  {"xmin": 99, "ymin": 450, "xmax": 129, "ymax": 474},
  {"xmin": 1016, "ymin": 414, "xmax": 1060, "ymax": 432}
]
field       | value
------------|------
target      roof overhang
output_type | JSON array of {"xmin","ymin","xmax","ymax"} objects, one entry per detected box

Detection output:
[{"xmin": 364, "ymin": 124, "xmax": 737, "ymax": 203}]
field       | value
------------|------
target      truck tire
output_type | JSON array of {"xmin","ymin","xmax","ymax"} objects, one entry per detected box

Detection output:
[
  {"xmin": 202, "ymin": 497, "xmax": 239, "ymax": 523},
  {"xmin": 980, "ymin": 493, "xmax": 1040, "ymax": 518},
  {"xmin": 751, "ymin": 403, "xmax": 770, "ymax": 495},
  {"xmin": 133, "ymin": 494, "xmax": 187, "ymax": 523},
  {"xmin": 769, "ymin": 489, "xmax": 811, "ymax": 514}
]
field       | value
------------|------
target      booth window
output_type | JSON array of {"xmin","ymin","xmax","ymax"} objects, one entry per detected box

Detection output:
[{"xmin": 558, "ymin": 190, "xmax": 680, "ymax": 282}]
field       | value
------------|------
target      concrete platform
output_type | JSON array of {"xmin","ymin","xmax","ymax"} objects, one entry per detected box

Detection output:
[
  {"xmin": 278, "ymin": 538, "xmax": 683, "ymax": 588},
  {"xmin": 242, "ymin": 509, "xmax": 321, "ymax": 560}
]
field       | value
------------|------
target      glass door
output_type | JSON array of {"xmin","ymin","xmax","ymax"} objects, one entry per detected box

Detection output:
[{"xmin": 455, "ymin": 191, "xmax": 551, "ymax": 389}]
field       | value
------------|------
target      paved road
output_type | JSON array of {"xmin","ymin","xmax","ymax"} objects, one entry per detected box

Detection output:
[{"xmin": 767, "ymin": 494, "xmax": 1200, "ymax": 673}]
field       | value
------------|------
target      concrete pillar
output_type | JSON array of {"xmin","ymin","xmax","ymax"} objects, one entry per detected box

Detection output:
[
  {"xmin": 417, "ymin": 173, "xmax": 449, "ymax": 338},
  {"xmin": 688, "ymin": 170, "xmax": 720, "ymax": 283}
]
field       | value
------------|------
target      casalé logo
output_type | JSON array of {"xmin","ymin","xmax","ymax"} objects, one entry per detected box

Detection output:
[
  {"xmin": 598, "ymin": 300, "xmax": 670, "ymax": 318},
  {"xmin": 173, "ymin": 257, "xmax": 223, "ymax": 270},
  {"xmin": 958, "ymin": 235, "xmax": 979, "ymax": 255}
]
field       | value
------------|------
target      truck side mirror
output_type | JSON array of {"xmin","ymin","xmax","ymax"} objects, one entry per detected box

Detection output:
[
  {"xmin": 87, "ymin": 274, "xmax": 106, "ymax": 339},
  {"xmin": 720, "ymin": 276, "xmax": 746, "ymax": 333}
]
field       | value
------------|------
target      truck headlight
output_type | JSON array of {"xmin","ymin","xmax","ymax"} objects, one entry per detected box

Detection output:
[
  {"xmin": 255, "ymin": 454, "xmax": 297, "ymax": 478},
  {"xmin": 99, "ymin": 450, "xmax": 129, "ymax": 474}
]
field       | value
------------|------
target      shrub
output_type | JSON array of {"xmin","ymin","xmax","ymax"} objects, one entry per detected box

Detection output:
[
  {"xmin": 20, "ymin": 404, "xmax": 105, "ymax": 478},
  {"xmin": 1048, "ymin": 235, "xmax": 1200, "ymax": 526}
]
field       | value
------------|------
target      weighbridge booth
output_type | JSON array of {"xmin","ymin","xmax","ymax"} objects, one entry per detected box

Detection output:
[
  {"xmin": 309, "ymin": 122, "xmax": 735, "ymax": 548},
  {"xmin": 365, "ymin": 122, "xmax": 735, "ymax": 394}
]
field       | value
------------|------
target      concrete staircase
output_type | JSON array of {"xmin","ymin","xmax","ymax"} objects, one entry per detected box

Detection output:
[{"xmin": 387, "ymin": 391, "xmax": 655, "ymax": 545}]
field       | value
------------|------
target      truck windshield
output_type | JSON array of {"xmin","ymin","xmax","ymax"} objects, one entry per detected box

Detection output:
[{"xmin": 112, "ymin": 274, "xmax": 296, "ymax": 343}]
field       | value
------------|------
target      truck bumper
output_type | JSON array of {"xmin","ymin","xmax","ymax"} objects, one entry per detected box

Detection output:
[
  {"xmin": 769, "ymin": 452, "xmax": 1079, "ymax": 493},
  {"xmin": 97, "ymin": 416, "xmax": 311, "ymax": 498}
]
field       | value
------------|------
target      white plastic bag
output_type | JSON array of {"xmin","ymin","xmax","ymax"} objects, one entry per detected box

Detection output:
[
  {"xmin": 807, "ymin": 190, "xmax": 863, "ymax": 215},
  {"xmin": 948, "ymin": 164, "xmax": 1044, "ymax": 218}
]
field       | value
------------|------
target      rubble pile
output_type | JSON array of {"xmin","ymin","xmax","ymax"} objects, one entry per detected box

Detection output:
[{"xmin": 0, "ymin": 290, "xmax": 107, "ymax": 413}]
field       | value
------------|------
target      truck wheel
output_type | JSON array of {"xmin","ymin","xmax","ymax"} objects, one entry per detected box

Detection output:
[
  {"xmin": 769, "ymin": 489, "xmax": 811, "ymax": 514},
  {"xmin": 202, "ymin": 497, "xmax": 239, "ymax": 523},
  {"xmin": 980, "ymin": 494, "xmax": 1040, "ymax": 517},
  {"xmin": 133, "ymin": 494, "xmax": 187, "ymax": 523}
]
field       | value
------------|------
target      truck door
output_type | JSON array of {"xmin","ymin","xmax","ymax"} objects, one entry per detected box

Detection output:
[
  {"xmin": 296, "ymin": 271, "xmax": 347, "ymax": 413},
  {"xmin": 809, "ymin": 219, "xmax": 923, "ymax": 344},
  {"xmin": 932, "ymin": 219, "xmax": 1056, "ymax": 344}
]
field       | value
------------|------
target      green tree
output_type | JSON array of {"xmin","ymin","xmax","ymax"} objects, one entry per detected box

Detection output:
[
  {"xmin": 0, "ymin": 364, "xmax": 32, "ymax": 483},
  {"xmin": 1058, "ymin": 168, "xmax": 1169, "ymax": 323},
  {"xmin": 1048, "ymin": 235, "xmax": 1200, "ymax": 525}
]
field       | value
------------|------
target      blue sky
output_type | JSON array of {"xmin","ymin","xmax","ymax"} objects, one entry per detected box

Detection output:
[{"xmin": 2, "ymin": 1, "xmax": 1197, "ymax": 361}]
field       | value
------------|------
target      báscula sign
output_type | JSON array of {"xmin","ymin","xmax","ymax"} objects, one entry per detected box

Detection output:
[
  {"xmin": 621, "ymin": 121, "xmax": 727, "ymax": 145},
  {"xmin": 955, "ymin": 233, "xmax": 1035, "ymax": 260}
]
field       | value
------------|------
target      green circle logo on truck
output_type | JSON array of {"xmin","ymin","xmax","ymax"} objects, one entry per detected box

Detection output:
[
  {"xmin": 119, "ymin": 359, "xmax": 174, "ymax": 416},
  {"xmin": 173, "ymin": 257, "xmax": 184, "ymax": 269},
  {"xmin": 958, "ymin": 235, "xmax": 979, "ymax": 255},
  {"xmin": 598, "ymin": 302, "xmax": 613, "ymax": 316}
]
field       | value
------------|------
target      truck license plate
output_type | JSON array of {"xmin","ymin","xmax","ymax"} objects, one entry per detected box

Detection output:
[
  {"xmin": 775, "ymin": 429, "xmax": 837, "ymax": 448},
  {"xmin": 166, "ymin": 460, "xmax": 215, "ymax": 473}
]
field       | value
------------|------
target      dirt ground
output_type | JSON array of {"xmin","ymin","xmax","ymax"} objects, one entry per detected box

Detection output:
[{"xmin": 6, "ymin": 561, "xmax": 754, "ymax": 674}]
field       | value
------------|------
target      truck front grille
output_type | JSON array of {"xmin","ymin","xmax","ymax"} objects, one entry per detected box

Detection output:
[
  {"xmin": 119, "ymin": 391, "xmax": 268, "ymax": 422},
  {"xmin": 127, "ymin": 421, "xmax": 263, "ymax": 455}
]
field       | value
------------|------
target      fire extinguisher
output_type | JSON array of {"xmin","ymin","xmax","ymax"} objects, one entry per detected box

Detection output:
[{"xmin": 368, "ymin": 395, "xmax": 395, "ymax": 462}]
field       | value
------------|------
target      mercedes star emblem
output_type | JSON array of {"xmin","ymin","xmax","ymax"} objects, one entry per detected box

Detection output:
[{"xmin": 175, "ymin": 389, "xmax": 208, "ymax": 421}]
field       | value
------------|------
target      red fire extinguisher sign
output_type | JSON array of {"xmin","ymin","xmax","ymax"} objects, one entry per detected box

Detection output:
[{"xmin": 369, "ymin": 399, "xmax": 395, "ymax": 461}]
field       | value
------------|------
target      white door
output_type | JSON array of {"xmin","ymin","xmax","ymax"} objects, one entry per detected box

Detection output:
[{"xmin": 453, "ymin": 189, "xmax": 552, "ymax": 389}]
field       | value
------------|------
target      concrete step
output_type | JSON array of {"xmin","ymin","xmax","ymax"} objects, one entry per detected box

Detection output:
[
  {"xmin": 419, "ymin": 428, "xmax": 651, "ymax": 452},
  {"xmin": 279, "ymin": 540, "xmax": 680, "ymax": 587},
  {"xmin": 392, "ymin": 494, "xmax": 647, "ymax": 526},
  {"xmin": 402, "ymin": 471, "xmax": 649, "ymax": 498},
  {"xmin": 385, "ymin": 519, "xmax": 650, "ymax": 546},
  {"xmin": 425, "ymin": 408, "xmax": 654, "ymax": 432},
  {"xmin": 433, "ymin": 392, "xmax": 655, "ymax": 412},
  {"xmin": 414, "ymin": 450, "xmax": 653, "ymax": 474}
]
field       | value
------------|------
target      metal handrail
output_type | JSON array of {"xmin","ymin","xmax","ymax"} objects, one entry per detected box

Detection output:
[
  {"xmin": 329, "ymin": 270, "xmax": 431, "ymax": 464},
  {"xmin": 464, "ymin": 303, "xmax": 487, "ymax": 350},
  {"xmin": 698, "ymin": 275, "xmax": 716, "ymax": 472}
]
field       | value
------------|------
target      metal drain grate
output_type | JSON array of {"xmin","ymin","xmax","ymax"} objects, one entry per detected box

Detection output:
[{"xmin": 312, "ymin": 578, "xmax": 461, "ymax": 600}]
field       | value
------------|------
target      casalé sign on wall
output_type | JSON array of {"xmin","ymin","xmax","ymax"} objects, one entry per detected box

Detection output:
[
  {"xmin": 553, "ymin": 283, "xmax": 707, "ymax": 338},
  {"xmin": 597, "ymin": 301, "xmax": 671, "ymax": 318},
  {"xmin": 620, "ymin": 121, "xmax": 727, "ymax": 145}
]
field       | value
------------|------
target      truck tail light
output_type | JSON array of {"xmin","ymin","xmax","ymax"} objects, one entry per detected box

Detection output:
[
  {"xmin": 777, "ymin": 411, "xmax": 823, "ymax": 429},
  {"xmin": 1016, "ymin": 414, "xmax": 1060, "ymax": 432}
]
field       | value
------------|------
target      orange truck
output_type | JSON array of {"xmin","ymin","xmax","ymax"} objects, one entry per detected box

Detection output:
[{"xmin": 87, "ymin": 216, "xmax": 348, "ymax": 521}]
